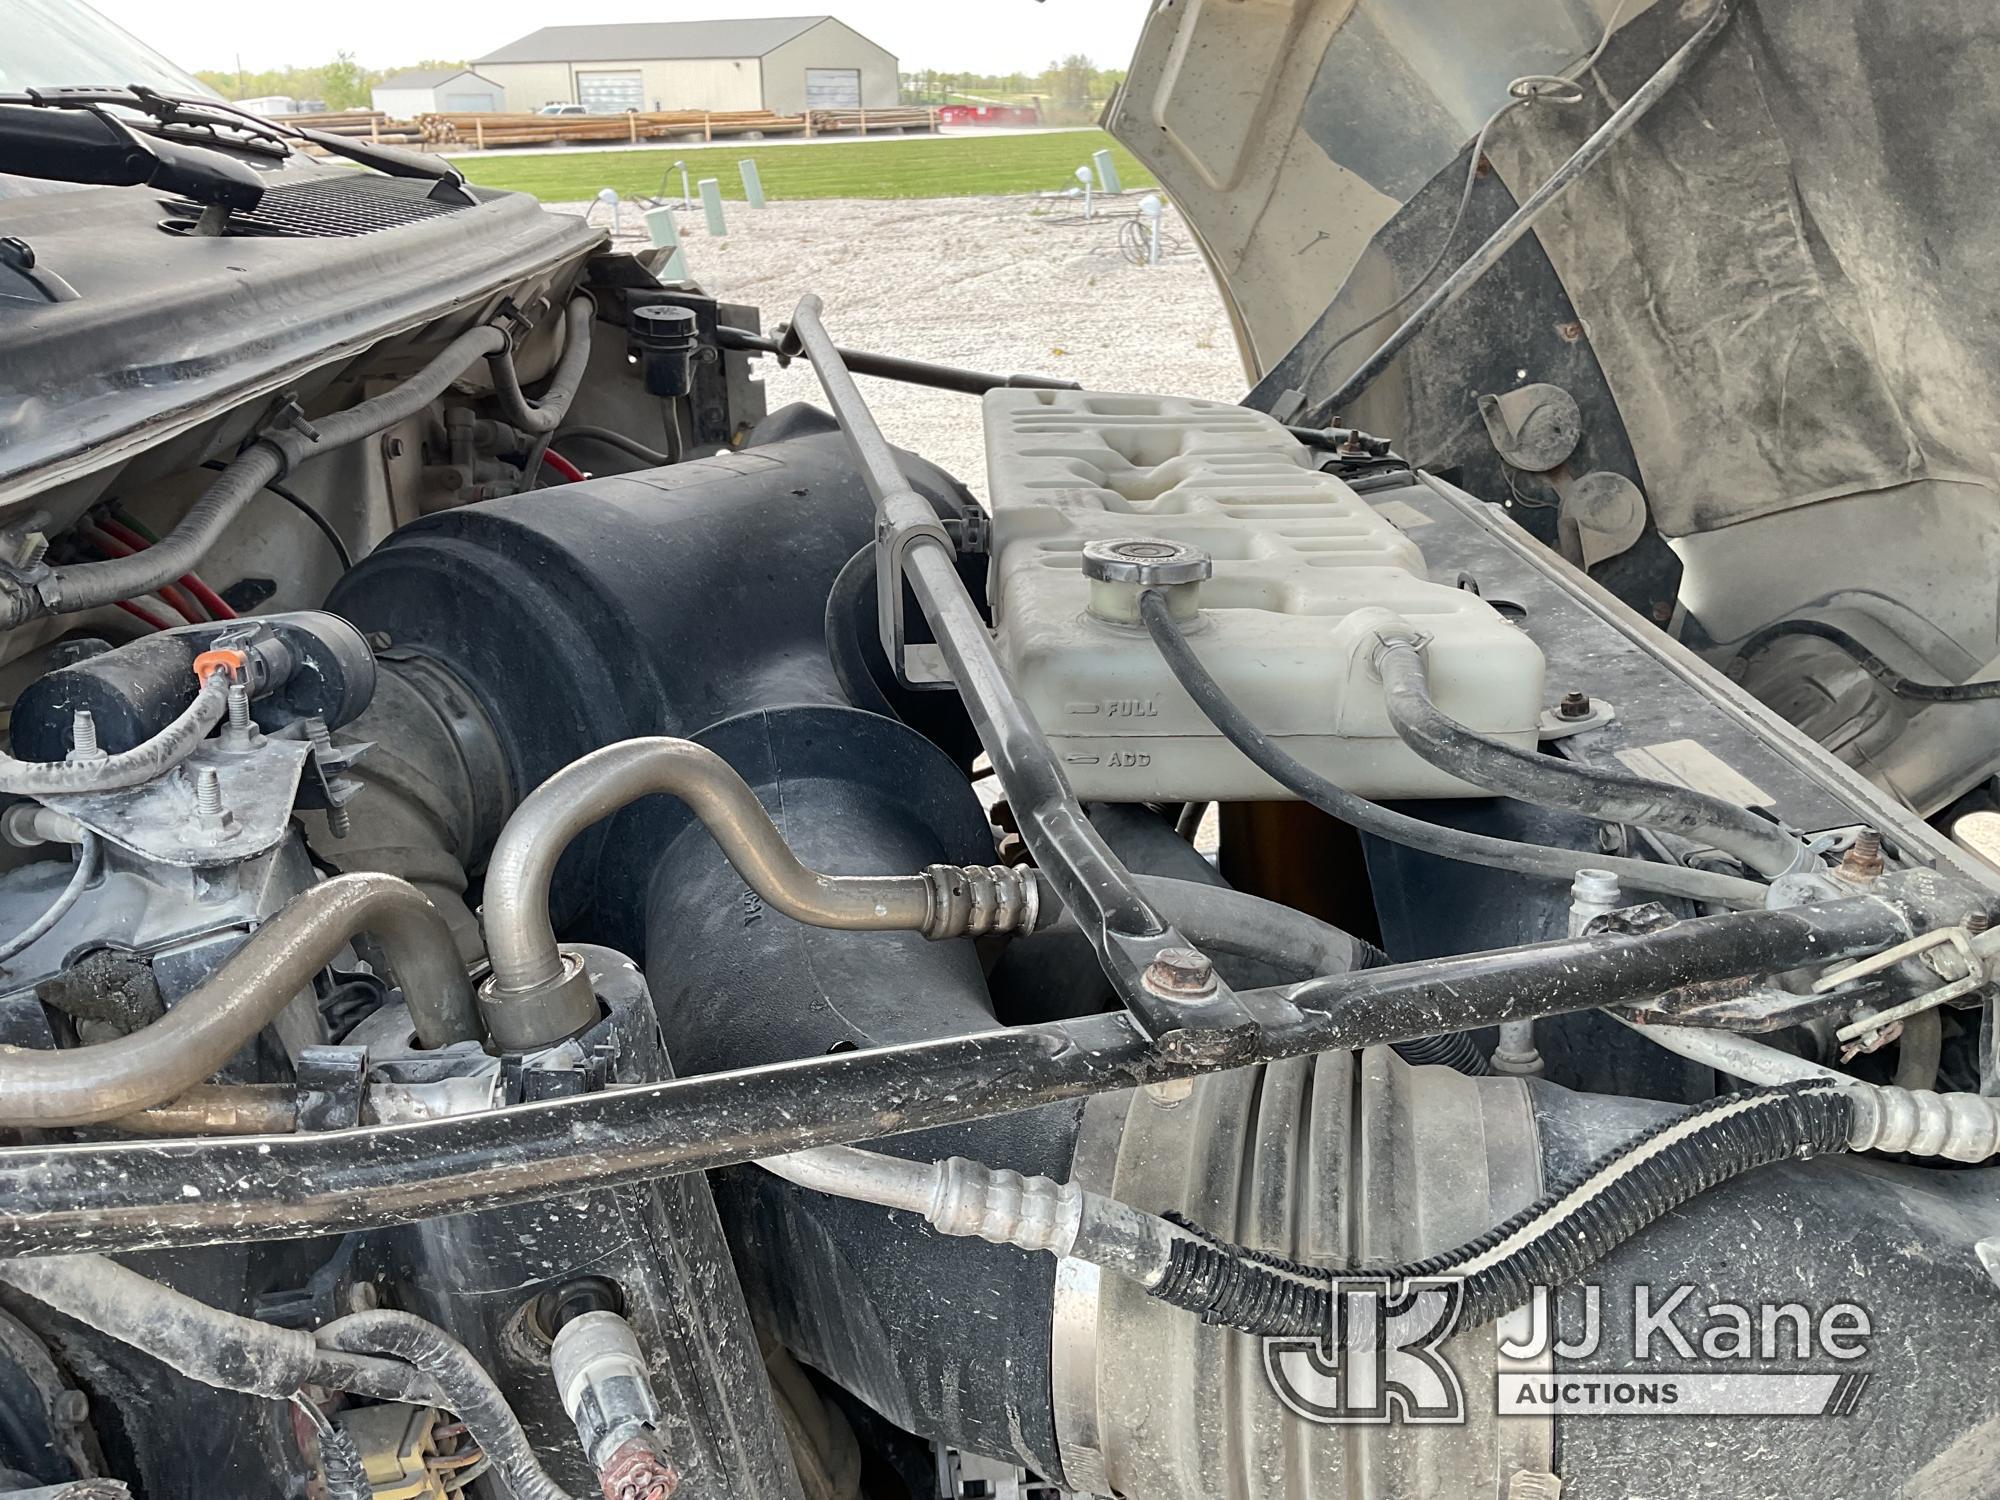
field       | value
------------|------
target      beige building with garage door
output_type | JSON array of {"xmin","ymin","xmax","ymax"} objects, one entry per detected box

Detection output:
[{"xmin": 476, "ymin": 16, "xmax": 899, "ymax": 115}]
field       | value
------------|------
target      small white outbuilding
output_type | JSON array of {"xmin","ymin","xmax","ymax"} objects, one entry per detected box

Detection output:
[{"xmin": 370, "ymin": 69, "xmax": 507, "ymax": 117}]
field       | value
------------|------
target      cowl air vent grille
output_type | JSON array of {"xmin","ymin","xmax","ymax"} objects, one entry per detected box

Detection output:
[{"xmin": 163, "ymin": 178, "xmax": 473, "ymax": 238}]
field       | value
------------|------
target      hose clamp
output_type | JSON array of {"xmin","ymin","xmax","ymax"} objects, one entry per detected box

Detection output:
[{"xmin": 1366, "ymin": 623, "xmax": 1432, "ymax": 676}]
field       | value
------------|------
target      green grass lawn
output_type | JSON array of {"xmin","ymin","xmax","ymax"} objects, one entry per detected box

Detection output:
[{"xmin": 457, "ymin": 128, "xmax": 1155, "ymax": 203}]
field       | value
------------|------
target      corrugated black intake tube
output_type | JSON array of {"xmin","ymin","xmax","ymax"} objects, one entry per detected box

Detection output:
[{"xmin": 1146, "ymin": 1081, "xmax": 1854, "ymax": 1334}]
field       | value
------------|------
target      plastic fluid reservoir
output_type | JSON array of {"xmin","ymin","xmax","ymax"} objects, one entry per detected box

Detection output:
[{"xmin": 984, "ymin": 390, "xmax": 1546, "ymax": 802}]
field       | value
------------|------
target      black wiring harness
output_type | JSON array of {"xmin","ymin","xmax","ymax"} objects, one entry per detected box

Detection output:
[{"xmin": 1149, "ymin": 1081, "xmax": 1854, "ymax": 1335}]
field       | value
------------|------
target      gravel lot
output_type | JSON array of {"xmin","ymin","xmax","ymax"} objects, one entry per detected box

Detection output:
[{"xmin": 552, "ymin": 194, "xmax": 1247, "ymax": 490}]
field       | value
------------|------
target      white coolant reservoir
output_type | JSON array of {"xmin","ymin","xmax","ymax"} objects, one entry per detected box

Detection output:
[{"xmin": 984, "ymin": 390, "xmax": 1546, "ymax": 802}]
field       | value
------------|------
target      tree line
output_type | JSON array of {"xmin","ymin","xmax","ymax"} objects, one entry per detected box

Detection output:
[
  {"xmin": 900, "ymin": 55, "xmax": 1127, "ymax": 110},
  {"xmin": 192, "ymin": 52, "xmax": 467, "ymax": 110}
]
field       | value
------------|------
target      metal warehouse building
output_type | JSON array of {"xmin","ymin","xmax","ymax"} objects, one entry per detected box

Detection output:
[{"xmin": 475, "ymin": 16, "xmax": 900, "ymax": 116}]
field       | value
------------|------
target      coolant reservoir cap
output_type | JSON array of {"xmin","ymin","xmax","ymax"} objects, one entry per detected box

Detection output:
[
  {"xmin": 1081, "ymin": 537, "xmax": 1213, "ymax": 586},
  {"xmin": 1082, "ymin": 538, "xmax": 1213, "ymax": 626}
]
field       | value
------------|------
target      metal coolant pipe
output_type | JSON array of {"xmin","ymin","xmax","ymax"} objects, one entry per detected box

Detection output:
[
  {"xmin": 477, "ymin": 735, "xmax": 1042, "ymax": 1050},
  {"xmin": 0, "ymin": 872, "xmax": 476, "ymax": 1127}
]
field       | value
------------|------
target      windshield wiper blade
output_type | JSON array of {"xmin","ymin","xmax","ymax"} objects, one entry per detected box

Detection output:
[
  {"xmin": 288, "ymin": 127, "xmax": 473, "ymax": 205},
  {"xmin": 0, "ymin": 87, "xmax": 473, "ymax": 206},
  {"xmin": 137, "ymin": 90, "xmax": 474, "ymax": 206},
  {"xmin": 1, "ymin": 85, "xmax": 295, "ymax": 153},
  {"xmin": 0, "ymin": 101, "xmax": 262, "ymax": 211}
]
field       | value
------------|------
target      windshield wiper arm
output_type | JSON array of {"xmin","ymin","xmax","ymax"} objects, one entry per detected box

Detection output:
[
  {"xmin": 0, "ymin": 87, "xmax": 473, "ymax": 207},
  {"xmin": 288, "ymin": 127, "xmax": 473, "ymax": 205},
  {"xmin": 0, "ymin": 101, "xmax": 262, "ymax": 211},
  {"xmin": 139, "ymin": 90, "xmax": 474, "ymax": 206}
]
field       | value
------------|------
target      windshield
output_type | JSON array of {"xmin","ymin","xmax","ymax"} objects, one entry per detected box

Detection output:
[{"xmin": 0, "ymin": 0, "xmax": 210, "ymax": 95}]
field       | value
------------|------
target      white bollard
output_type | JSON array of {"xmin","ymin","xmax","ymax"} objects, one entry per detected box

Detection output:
[
  {"xmin": 596, "ymin": 186, "xmax": 621, "ymax": 236},
  {"xmin": 1093, "ymin": 148, "xmax": 1122, "ymax": 195},
  {"xmin": 1075, "ymin": 165, "xmax": 1094, "ymax": 222},
  {"xmin": 1140, "ymin": 193, "xmax": 1165, "ymax": 268},
  {"xmin": 674, "ymin": 160, "xmax": 691, "ymax": 209},
  {"xmin": 698, "ymin": 178, "xmax": 727, "ymax": 237},
  {"xmin": 739, "ymin": 159, "xmax": 766, "ymax": 209},
  {"xmin": 644, "ymin": 206, "xmax": 688, "ymax": 282}
]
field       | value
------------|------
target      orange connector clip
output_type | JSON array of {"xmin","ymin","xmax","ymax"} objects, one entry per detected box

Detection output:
[{"xmin": 192, "ymin": 647, "xmax": 249, "ymax": 683}]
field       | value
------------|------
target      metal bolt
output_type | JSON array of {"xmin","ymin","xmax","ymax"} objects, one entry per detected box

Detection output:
[
  {"xmin": 1968, "ymin": 910, "xmax": 1992, "ymax": 935},
  {"xmin": 1143, "ymin": 946, "xmax": 1217, "ymax": 999},
  {"xmin": 225, "ymin": 681, "xmax": 252, "ymax": 736},
  {"xmin": 51, "ymin": 1389, "xmax": 88, "ymax": 1425},
  {"xmin": 365, "ymin": 631, "xmax": 393, "ymax": 652},
  {"xmin": 306, "ymin": 717, "xmax": 351, "ymax": 838},
  {"xmin": 1144, "ymin": 1076, "xmax": 1195, "ymax": 1108},
  {"xmin": 194, "ymin": 767, "xmax": 224, "ymax": 818},
  {"xmin": 1558, "ymin": 691, "xmax": 1593, "ymax": 721},
  {"xmin": 382, "ymin": 435, "xmax": 406, "ymax": 460},
  {"xmin": 1838, "ymin": 828, "xmax": 1885, "ymax": 881},
  {"xmin": 66, "ymin": 708, "xmax": 103, "ymax": 762}
]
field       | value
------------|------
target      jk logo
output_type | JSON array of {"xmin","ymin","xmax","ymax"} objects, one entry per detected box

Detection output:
[{"xmin": 1263, "ymin": 1278, "xmax": 1467, "ymax": 1425}]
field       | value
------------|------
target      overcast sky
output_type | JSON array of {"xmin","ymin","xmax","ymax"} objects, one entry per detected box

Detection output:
[{"xmin": 87, "ymin": 0, "xmax": 1160, "ymax": 76}]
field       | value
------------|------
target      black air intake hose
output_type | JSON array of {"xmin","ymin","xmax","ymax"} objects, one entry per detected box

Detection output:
[
  {"xmin": 1148, "ymin": 1081, "xmax": 1851, "ymax": 1334},
  {"xmin": 326, "ymin": 405, "xmax": 976, "ymax": 932},
  {"xmin": 629, "ymin": 701, "xmax": 1079, "ymax": 1480}
]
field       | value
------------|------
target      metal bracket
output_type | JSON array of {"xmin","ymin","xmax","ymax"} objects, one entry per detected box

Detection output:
[
  {"xmin": 1818, "ymin": 925, "xmax": 1990, "ymax": 1050},
  {"xmin": 295, "ymin": 1045, "xmax": 369, "ymax": 1131},
  {"xmin": 1537, "ymin": 696, "xmax": 1617, "ymax": 741},
  {"xmin": 787, "ymin": 293, "xmax": 1276, "ymax": 1056},
  {"xmin": 877, "ymin": 489, "xmax": 955, "ymax": 689}
]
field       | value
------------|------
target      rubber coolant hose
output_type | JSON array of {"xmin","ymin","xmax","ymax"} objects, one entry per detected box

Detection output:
[
  {"xmin": 1138, "ymin": 590, "xmax": 1772, "ymax": 909},
  {"xmin": 1373, "ymin": 636, "xmax": 1806, "ymax": 878},
  {"xmin": 486, "ymin": 296, "xmax": 595, "ymax": 435}
]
